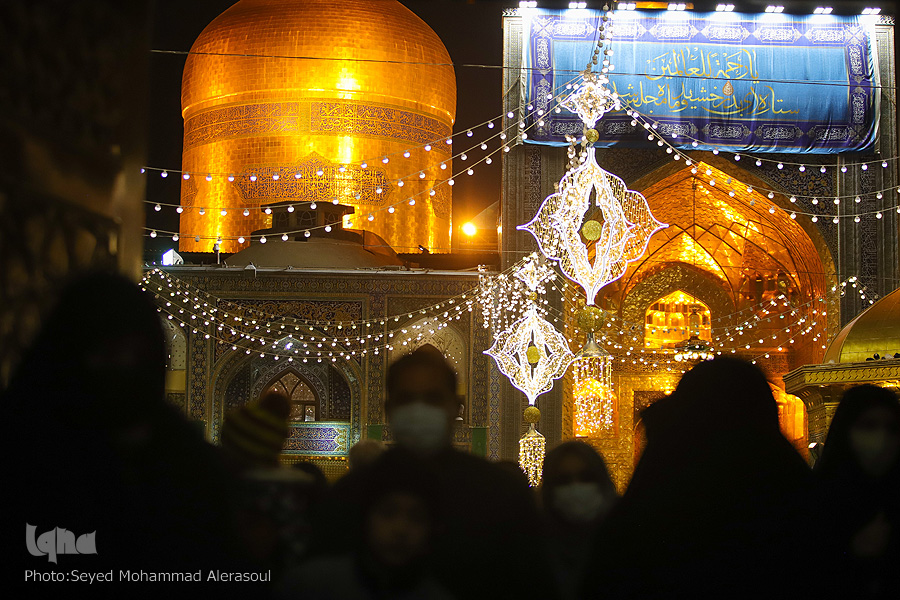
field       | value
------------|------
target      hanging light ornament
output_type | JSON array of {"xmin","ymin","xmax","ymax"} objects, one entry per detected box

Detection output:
[
  {"xmin": 673, "ymin": 307, "xmax": 715, "ymax": 362},
  {"xmin": 519, "ymin": 406, "xmax": 545, "ymax": 487},
  {"xmin": 485, "ymin": 259, "xmax": 573, "ymax": 405},
  {"xmin": 520, "ymin": 33, "xmax": 666, "ymax": 305},
  {"xmin": 573, "ymin": 307, "xmax": 617, "ymax": 437},
  {"xmin": 519, "ymin": 146, "xmax": 666, "ymax": 305}
]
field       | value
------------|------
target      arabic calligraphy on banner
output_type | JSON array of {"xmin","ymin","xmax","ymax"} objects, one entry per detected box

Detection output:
[{"xmin": 523, "ymin": 10, "xmax": 879, "ymax": 153}]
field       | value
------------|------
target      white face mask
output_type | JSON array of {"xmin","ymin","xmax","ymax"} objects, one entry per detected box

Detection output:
[
  {"xmin": 850, "ymin": 428, "xmax": 900, "ymax": 478},
  {"xmin": 389, "ymin": 402, "xmax": 450, "ymax": 455},
  {"xmin": 552, "ymin": 482, "xmax": 606, "ymax": 523}
]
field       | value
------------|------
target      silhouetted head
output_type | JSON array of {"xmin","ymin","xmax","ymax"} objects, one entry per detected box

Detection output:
[
  {"xmin": 7, "ymin": 271, "xmax": 168, "ymax": 433},
  {"xmin": 817, "ymin": 385, "xmax": 900, "ymax": 480},
  {"xmin": 348, "ymin": 438, "xmax": 387, "ymax": 471},
  {"xmin": 221, "ymin": 390, "xmax": 291, "ymax": 470},
  {"xmin": 542, "ymin": 441, "xmax": 617, "ymax": 524},
  {"xmin": 645, "ymin": 357, "xmax": 780, "ymax": 440},
  {"xmin": 385, "ymin": 348, "xmax": 458, "ymax": 455}
]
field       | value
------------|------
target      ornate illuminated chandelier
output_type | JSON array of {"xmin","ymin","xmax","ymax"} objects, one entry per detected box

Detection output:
[
  {"xmin": 674, "ymin": 308, "xmax": 716, "ymax": 362},
  {"xmin": 518, "ymin": 146, "xmax": 666, "ymax": 305},
  {"xmin": 573, "ymin": 307, "xmax": 617, "ymax": 437},
  {"xmin": 519, "ymin": 406, "xmax": 545, "ymax": 487},
  {"xmin": 484, "ymin": 258, "xmax": 574, "ymax": 405}
]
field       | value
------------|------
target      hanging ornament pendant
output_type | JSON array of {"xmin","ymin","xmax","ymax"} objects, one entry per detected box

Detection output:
[
  {"xmin": 519, "ymin": 147, "xmax": 666, "ymax": 304},
  {"xmin": 485, "ymin": 305, "xmax": 575, "ymax": 405},
  {"xmin": 519, "ymin": 406, "xmax": 545, "ymax": 487}
]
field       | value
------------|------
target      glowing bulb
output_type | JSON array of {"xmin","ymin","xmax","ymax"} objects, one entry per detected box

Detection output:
[{"xmin": 462, "ymin": 222, "xmax": 477, "ymax": 236}]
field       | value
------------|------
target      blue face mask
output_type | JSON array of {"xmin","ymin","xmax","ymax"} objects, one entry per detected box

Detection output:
[
  {"xmin": 389, "ymin": 402, "xmax": 450, "ymax": 455},
  {"xmin": 552, "ymin": 482, "xmax": 606, "ymax": 523}
]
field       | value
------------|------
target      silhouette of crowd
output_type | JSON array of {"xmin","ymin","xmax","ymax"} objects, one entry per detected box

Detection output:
[{"xmin": 3, "ymin": 273, "xmax": 899, "ymax": 599}]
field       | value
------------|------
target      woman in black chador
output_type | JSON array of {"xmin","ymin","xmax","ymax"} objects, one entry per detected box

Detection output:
[
  {"xmin": 582, "ymin": 357, "xmax": 817, "ymax": 600},
  {"xmin": 815, "ymin": 384, "xmax": 900, "ymax": 599}
]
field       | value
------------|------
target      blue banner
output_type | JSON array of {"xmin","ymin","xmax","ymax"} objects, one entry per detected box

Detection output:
[{"xmin": 522, "ymin": 10, "xmax": 879, "ymax": 152}]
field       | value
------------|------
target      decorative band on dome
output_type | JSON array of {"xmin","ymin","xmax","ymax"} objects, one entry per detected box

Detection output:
[{"xmin": 184, "ymin": 100, "xmax": 452, "ymax": 151}]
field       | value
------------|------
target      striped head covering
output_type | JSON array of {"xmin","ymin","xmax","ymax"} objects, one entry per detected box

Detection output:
[{"xmin": 221, "ymin": 391, "xmax": 291, "ymax": 468}]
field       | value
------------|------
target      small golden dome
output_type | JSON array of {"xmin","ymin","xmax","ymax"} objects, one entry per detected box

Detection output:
[{"xmin": 823, "ymin": 286, "xmax": 900, "ymax": 363}]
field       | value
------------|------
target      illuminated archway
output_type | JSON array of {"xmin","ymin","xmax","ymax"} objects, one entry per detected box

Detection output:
[
  {"xmin": 263, "ymin": 369, "xmax": 320, "ymax": 422},
  {"xmin": 644, "ymin": 290, "xmax": 711, "ymax": 349}
]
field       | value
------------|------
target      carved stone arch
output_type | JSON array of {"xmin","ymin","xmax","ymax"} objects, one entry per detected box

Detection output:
[
  {"xmin": 210, "ymin": 331, "xmax": 364, "ymax": 445},
  {"xmin": 621, "ymin": 263, "xmax": 736, "ymax": 347},
  {"xmin": 388, "ymin": 318, "xmax": 467, "ymax": 392},
  {"xmin": 250, "ymin": 358, "xmax": 329, "ymax": 412}
]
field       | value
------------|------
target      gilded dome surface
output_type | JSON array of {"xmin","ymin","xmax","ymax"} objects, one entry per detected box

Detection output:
[
  {"xmin": 178, "ymin": 0, "xmax": 456, "ymax": 254},
  {"xmin": 823, "ymin": 286, "xmax": 900, "ymax": 363},
  {"xmin": 182, "ymin": 0, "xmax": 455, "ymax": 121}
]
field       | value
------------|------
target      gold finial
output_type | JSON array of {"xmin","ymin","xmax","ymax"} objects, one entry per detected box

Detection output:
[{"xmin": 524, "ymin": 405, "xmax": 541, "ymax": 424}]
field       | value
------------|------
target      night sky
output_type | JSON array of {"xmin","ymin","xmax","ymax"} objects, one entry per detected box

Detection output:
[{"xmin": 143, "ymin": 0, "xmax": 508, "ymax": 258}]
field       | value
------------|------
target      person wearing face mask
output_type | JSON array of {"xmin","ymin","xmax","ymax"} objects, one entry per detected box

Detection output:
[
  {"xmin": 815, "ymin": 384, "xmax": 900, "ymax": 599},
  {"xmin": 313, "ymin": 347, "xmax": 556, "ymax": 600},
  {"xmin": 541, "ymin": 441, "xmax": 617, "ymax": 600}
]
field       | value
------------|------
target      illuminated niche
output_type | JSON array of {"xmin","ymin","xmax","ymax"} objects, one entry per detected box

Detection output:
[
  {"xmin": 644, "ymin": 291, "xmax": 711, "ymax": 349},
  {"xmin": 265, "ymin": 369, "xmax": 319, "ymax": 422}
]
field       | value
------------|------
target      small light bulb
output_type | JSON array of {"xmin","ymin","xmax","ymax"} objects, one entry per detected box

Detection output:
[
  {"xmin": 176, "ymin": 206, "xmax": 184, "ymax": 214},
  {"xmin": 243, "ymin": 209, "xmax": 250, "ymax": 216},
  {"xmin": 154, "ymin": 204, "xmax": 161, "ymax": 212},
  {"xmin": 260, "ymin": 236, "xmax": 267, "ymax": 243},
  {"xmin": 310, "ymin": 202, "xmax": 317, "ymax": 210},
  {"xmin": 304, "ymin": 230, "xmax": 310, "ymax": 238},
  {"xmin": 325, "ymin": 225, "xmax": 332, "ymax": 232},
  {"xmin": 287, "ymin": 204, "xmax": 294, "ymax": 212},
  {"xmin": 238, "ymin": 236, "xmax": 245, "ymax": 244}
]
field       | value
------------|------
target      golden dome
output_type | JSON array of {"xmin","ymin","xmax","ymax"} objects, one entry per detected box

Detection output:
[
  {"xmin": 179, "ymin": 0, "xmax": 456, "ymax": 254},
  {"xmin": 823, "ymin": 286, "xmax": 900, "ymax": 363}
]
